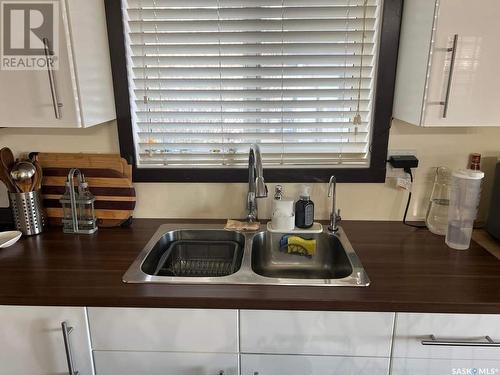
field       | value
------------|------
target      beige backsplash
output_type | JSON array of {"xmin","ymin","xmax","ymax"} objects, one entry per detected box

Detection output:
[{"xmin": 1, "ymin": 119, "xmax": 499, "ymax": 221}]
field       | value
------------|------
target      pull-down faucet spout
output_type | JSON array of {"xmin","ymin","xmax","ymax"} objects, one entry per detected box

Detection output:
[{"xmin": 247, "ymin": 144, "xmax": 267, "ymax": 222}]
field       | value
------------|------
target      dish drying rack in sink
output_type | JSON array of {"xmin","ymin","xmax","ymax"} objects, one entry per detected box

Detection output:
[{"xmin": 153, "ymin": 240, "xmax": 240, "ymax": 277}]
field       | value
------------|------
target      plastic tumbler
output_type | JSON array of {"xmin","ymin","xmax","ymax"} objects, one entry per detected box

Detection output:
[{"xmin": 445, "ymin": 169, "xmax": 484, "ymax": 250}]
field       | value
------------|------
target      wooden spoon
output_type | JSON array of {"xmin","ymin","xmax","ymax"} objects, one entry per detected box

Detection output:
[
  {"xmin": 29, "ymin": 153, "xmax": 43, "ymax": 191},
  {"xmin": 0, "ymin": 166, "xmax": 16, "ymax": 192},
  {"xmin": 0, "ymin": 147, "xmax": 18, "ymax": 192},
  {"xmin": 31, "ymin": 160, "xmax": 43, "ymax": 191}
]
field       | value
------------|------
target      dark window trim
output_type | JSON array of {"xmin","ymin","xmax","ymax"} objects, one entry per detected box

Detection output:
[{"xmin": 104, "ymin": 0, "xmax": 402, "ymax": 183}]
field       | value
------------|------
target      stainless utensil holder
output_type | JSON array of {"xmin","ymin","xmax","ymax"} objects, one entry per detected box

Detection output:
[{"xmin": 9, "ymin": 191, "xmax": 45, "ymax": 236}]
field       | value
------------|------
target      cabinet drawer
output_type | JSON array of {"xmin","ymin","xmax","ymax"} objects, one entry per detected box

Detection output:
[
  {"xmin": 393, "ymin": 313, "xmax": 500, "ymax": 360},
  {"xmin": 241, "ymin": 354, "xmax": 389, "ymax": 375},
  {"xmin": 240, "ymin": 310, "xmax": 394, "ymax": 357},
  {"xmin": 391, "ymin": 358, "xmax": 500, "ymax": 375},
  {"xmin": 88, "ymin": 307, "xmax": 238, "ymax": 352},
  {"xmin": 94, "ymin": 351, "xmax": 238, "ymax": 375}
]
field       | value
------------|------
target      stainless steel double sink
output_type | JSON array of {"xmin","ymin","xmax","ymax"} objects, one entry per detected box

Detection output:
[{"xmin": 123, "ymin": 223, "xmax": 370, "ymax": 287}]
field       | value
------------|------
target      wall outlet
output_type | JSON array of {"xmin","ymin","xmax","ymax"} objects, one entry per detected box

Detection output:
[{"xmin": 386, "ymin": 149, "xmax": 418, "ymax": 178}]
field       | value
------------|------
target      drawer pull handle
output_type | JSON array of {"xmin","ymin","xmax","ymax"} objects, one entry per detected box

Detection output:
[
  {"xmin": 422, "ymin": 334, "xmax": 500, "ymax": 347},
  {"xmin": 61, "ymin": 322, "xmax": 79, "ymax": 375}
]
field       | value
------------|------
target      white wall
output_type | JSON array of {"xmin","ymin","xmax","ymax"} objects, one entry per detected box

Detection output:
[{"xmin": 1, "ymin": 119, "xmax": 499, "ymax": 221}]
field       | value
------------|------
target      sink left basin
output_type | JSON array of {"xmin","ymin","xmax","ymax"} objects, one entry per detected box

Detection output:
[{"xmin": 123, "ymin": 225, "xmax": 246, "ymax": 283}]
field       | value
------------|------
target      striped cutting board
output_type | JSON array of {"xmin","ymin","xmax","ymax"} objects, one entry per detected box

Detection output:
[{"xmin": 35, "ymin": 153, "xmax": 136, "ymax": 227}]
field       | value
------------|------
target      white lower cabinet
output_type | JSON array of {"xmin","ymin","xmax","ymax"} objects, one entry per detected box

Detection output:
[
  {"xmin": 88, "ymin": 308, "xmax": 239, "ymax": 375},
  {"xmin": 6, "ymin": 306, "xmax": 493, "ymax": 375},
  {"xmin": 240, "ymin": 310, "xmax": 395, "ymax": 357},
  {"xmin": 241, "ymin": 354, "xmax": 390, "ymax": 375},
  {"xmin": 93, "ymin": 351, "xmax": 238, "ymax": 375},
  {"xmin": 87, "ymin": 307, "xmax": 238, "ymax": 352},
  {"xmin": 391, "ymin": 358, "xmax": 500, "ymax": 375},
  {"xmin": 0, "ymin": 305, "xmax": 93, "ymax": 375},
  {"xmin": 391, "ymin": 313, "xmax": 500, "ymax": 374},
  {"xmin": 393, "ymin": 313, "xmax": 500, "ymax": 360}
]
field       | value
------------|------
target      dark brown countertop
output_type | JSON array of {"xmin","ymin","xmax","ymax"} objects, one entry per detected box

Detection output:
[{"xmin": 1, "ymin": 219, "xmax": 500, "ymax": 313}]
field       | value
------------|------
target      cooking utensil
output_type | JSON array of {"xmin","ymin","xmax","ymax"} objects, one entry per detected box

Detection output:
[
  {"xmin": 0, "ymin": 148, "xmax": 17, "ymax": 192},
  {"xmin": 31, "ymin": 160, "xmax": 43, "ymax": 191},
  {"xmin": 10, "ymin": 161, "xmax": 36, "ymax": 193},
  {"xmin": 0, "ymin": 230, "xmax": 22, "ymax": 248},
  {"xmin": 0, "ymin": 165, "xmax": 17, "ymax": 193},
  {"xmin": 28, "ymin": 154, "xmax": 44, "ymax": 191},
  {"xmin": 0, "ymin": 148, "xmax": 15, "ymax": 171}
]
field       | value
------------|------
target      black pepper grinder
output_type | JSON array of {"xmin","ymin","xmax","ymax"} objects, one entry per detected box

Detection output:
[{"xmin": 295, "ymin": 185, "xmax": 314, "ymax": 229}]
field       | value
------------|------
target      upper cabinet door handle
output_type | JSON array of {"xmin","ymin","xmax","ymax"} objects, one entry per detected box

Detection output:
[
  {"xmin": 61, "ymin": 321, "xmax": 79, "ymax": 375},
  {"xmin": 441, "ymin": 34, "xmax": 459, "ymax": 118},
  {"xmin": 422, "ymin": 334, "xmax": 500, "ymax": 347},
  {"xmin": 42, "ymin": 37, "xmax": 63, "ymax": 119}
]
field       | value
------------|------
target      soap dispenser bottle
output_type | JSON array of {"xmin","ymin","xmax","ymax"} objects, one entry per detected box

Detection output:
[{"xmin": 295, "ymin": 185, "xmax": 314, "ymax": 229}]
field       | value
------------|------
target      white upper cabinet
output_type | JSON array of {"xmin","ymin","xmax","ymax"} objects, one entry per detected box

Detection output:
[
  {"xmin": 393, "ymin": 0, "xmax": 500, "ymax": 127},
  {"xmin": 0, "ymin": 0, "xmax": 115, "ymax": 128}
]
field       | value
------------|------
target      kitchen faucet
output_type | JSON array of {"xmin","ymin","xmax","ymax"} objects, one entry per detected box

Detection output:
[
  {"xmin": 328, "ymin": 175, "xmax": 341, "ymax": 232},
  {"xmin": 247, "ymin": 144, "xmax": 268, "ymax": 222}
]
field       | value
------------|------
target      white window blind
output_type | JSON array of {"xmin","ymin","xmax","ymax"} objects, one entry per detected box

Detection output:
[{"xmin": 122, "ymin": 0, "xmax": 381, "ymax": 168}]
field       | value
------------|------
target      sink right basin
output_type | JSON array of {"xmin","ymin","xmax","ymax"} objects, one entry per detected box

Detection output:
[
  {"xmin": 251, "ymin": 231, "xmax": 353, "ymax": 280},
  {"xmin": 250, "ymin": 228, "xmax": 370, "ymax": 286}
]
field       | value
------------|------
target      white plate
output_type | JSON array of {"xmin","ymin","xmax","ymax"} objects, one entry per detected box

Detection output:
[{"xmin": 0, "ymin": 231, "xmax": 22, "ymax": 248}]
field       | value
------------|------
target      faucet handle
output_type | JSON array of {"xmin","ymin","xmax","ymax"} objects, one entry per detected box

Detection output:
[
  {"xmin": 329, "ymin": 209, "xmax": 342, "ymax": 232},
  {"xmin": 330, "ymin": 209, "xmax": 341, "ymax": 221}
]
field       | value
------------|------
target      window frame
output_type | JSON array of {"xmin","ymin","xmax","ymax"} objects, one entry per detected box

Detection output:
[{"xmin": 104, "ymin": 0, "xmax": 403, "ymax": 183}]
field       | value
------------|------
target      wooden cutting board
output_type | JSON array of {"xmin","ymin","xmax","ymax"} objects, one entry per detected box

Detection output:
[
  {"xmin": 35, "ymin": 152, "xmax": 132, "ymax": 180},
  {"xmin": 34, "ymin": 153, "xmax": 135, "ymax": 227}
]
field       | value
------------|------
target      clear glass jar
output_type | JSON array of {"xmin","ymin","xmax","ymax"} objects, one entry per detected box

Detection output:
[
  {"xmin": 425, "ymin": 167, "xmax": 452, "ymax": 235},
  {"xmin": 77, "ymin": 182, "xmax": 97, "ymax": 232},
  {"xmin": 60, "ymin": 182, "xmax": 74, "ymax": 231}
]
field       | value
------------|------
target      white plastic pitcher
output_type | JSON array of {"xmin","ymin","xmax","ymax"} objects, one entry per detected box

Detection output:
[{"xmin": 445, "ymin": 169, "xmax": 484, "ymax": 250}]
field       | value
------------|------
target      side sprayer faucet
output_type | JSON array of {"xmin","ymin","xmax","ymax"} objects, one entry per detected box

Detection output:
[
  {"xmin": 247, "ymin": 144, "xmax": 268, "ymax": 222},
  {"xmin": 328, "ymin": 175, "xmax": 341, "ymax": 232}
]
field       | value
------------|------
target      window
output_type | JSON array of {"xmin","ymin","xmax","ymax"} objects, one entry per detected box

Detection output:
[{"xmin": 105, "ymin": 0, "xmax": 402, "ymax": 182}]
